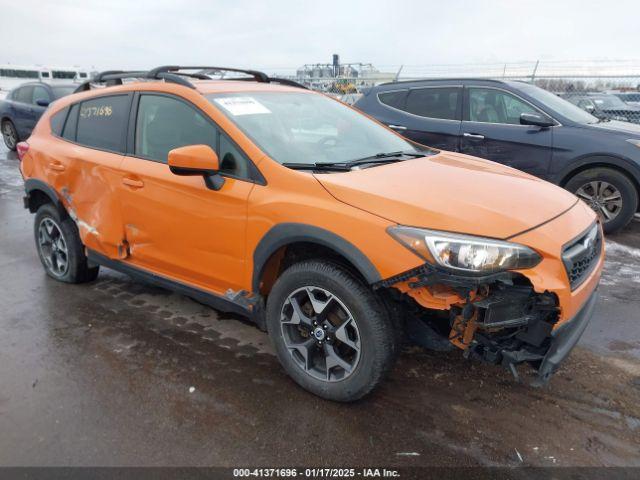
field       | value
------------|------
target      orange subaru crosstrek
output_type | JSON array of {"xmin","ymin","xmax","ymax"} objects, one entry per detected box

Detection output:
[{"xmin": 18, "ymin": 66, "xmax": 603, "ymax": 401}]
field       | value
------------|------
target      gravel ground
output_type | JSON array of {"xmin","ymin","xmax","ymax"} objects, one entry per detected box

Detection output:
[{"xmin": 0, "ymin": 144, "xmax": 639, "ymax": 467}]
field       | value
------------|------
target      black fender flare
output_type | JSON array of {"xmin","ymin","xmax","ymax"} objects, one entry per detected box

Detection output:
[
  {"xmin": 252, "ymin": 223, "xmax": 382, "ymax": 292},
  {"xmin": 552, "ymin": 154, "xmax": 640, "ymax": 188},
  {"xmin": 24, "ymin": 178, "xmax": 66, "ymax": 216}
]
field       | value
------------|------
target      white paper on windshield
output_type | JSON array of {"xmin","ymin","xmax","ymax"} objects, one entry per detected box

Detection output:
[{"xmin": 214, "ymin": 97, "xmax": 271, "ymax": 116}]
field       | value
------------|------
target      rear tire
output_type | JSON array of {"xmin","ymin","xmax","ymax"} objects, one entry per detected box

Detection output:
[
  {"xmin": 34, "ymin": 203, "xmax": 99, "ymax": 283},
  {"xmin": 565, "ymin": 167, "xmax": 638, "ymax": 234},
  {"xmin": 266, "ymin": 260, "xmax": 398, "ymax": 402},
  {"xmin": 2, "ymin": 120, "xmax": 18, "ymax": 151}
]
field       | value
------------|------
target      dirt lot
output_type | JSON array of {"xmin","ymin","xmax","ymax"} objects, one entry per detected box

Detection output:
[{"xmin": 1, "ymin": 144, "xmax": 639, "ymax": 467}]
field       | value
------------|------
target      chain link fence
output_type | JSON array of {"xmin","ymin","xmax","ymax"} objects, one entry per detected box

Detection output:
[{"xmin": 284, "ymin": 60, "xmax": 640, "ymax": 123}]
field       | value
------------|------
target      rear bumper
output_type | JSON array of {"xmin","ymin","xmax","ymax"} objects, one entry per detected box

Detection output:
[{"xmin": 535, "ymin": 288, "xmax": 598, "ymax": 384}]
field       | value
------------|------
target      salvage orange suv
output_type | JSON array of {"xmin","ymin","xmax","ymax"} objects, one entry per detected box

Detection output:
[{"xmin": 18, "ymin": 66, "xmax": 603, "ymax": 401}]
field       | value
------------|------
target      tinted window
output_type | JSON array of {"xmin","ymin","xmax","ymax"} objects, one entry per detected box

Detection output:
[
  {"xmin": 15, "ymin": 86, "xmax": 34, "ymax": 104},
  {"xmin": 76, "ymin": 95, "xmax": 129, "ymax": 152},
  {"xmin": 405, "ymin": 87, "xmax": 461, "ymax": 120},
  {"xmin": 468, "ymin": 88, "xmax": 539, "ymax": 125},
  {"xmin": 62, "ymin": 104, "xmax": 79, "ymax": 141},
  {"xmin": 378, "ymin": 90, "xmax": 407, "ymax": 109},
  {"xmin": 50, "ymin": 107, "xmax": 68, "ymax": 136},
  {"xmin": 135, "ymin": 95, "xmax": 217, "ymax": 163},
  {"xmin": 32, "ymin": 85, "xmax": 50, "ymax": 105}
]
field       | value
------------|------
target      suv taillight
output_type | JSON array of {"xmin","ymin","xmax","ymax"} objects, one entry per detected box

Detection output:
[{"xmin": 16, "ymin": 142, "xmax": 29, "ymax": 161}]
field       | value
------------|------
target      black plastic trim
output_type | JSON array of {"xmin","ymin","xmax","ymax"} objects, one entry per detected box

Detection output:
[
  {"xmin": 536, "ymin": 289, "xmax": 598, "ymax": 383},
  {"xmin": 24, "ymin": 179, "xmax": 65, "ymax": 215},
  {"xmin": 252, "ymin": 223, "xmax": 382, "ymax": 291},
  {"xmin": 87, "ymin": 250, "xmax": 252, "ymax": 317}
]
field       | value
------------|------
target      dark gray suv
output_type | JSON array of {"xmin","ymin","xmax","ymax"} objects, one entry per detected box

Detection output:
[{"xmin": 354, "ymin": 79, "xmax": 640, "ymax": 233}]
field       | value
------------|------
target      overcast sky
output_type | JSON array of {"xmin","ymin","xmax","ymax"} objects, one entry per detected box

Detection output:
[{"xmin": 2, "ymin": 0, "xmax": 639, "ymax": 74}]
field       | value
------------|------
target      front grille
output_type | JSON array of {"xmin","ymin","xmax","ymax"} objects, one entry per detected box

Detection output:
[{"xmin": 562, "ymin": 223, "xmax": 602, "ymax": 290}]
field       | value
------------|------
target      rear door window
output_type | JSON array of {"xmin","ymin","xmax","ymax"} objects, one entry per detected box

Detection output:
[
  {"xmin": 404, "ymin": 87, "xmax": 461, "ymax": 120},
  {"xmin": 76, "ymin": 95, "xmax": 130, "ymax": 152}
]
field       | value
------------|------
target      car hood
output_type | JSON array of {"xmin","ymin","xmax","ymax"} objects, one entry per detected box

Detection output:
[
  {"xmin": 584, "ymin": 119, "xmax": 640, "ymax": 135},
  {"xmin": 314, "ymin": 152, "xmax": 578, "ymax": 239}
]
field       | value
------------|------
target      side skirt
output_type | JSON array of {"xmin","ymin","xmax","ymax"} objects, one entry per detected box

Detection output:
[{"xmin": 87, "ymin": 250, "xmax": 253, "ymax": 318}]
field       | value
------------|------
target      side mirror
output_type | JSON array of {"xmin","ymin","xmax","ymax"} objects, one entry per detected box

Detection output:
[
  {"xmin": 168, "ymin": 144, "xmax": 225, "ymax": 191},
  {"xmin": 36, "ymin": 99, "xmax": 50, "ymax": 107},
  {"xmin": 520, "ymin": 112, "xmax": 555, "ymax": 128}
]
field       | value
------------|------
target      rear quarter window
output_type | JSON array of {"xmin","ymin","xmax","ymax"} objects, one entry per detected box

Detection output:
[
  {"xmin": 76, "ymin": 95, "xmax": 130, "ymax": 152},
  {"xmin": 62, "ymin": 104, "xmax": 79, "ymax": 141},
  {"xmin": 50, "ymin": 107, "xmax": 68, "ymax": 136},
  {"xmin": 378, "ymin": 90, "xmax": 407, "ymax": 109}
]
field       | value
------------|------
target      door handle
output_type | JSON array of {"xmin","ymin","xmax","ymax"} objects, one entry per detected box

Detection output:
[
  {"xmin": 388, "ymin": 124, "xmax": 407, "ymax": 131},
  {"xmin": 463, "ymin": 133, "xmax": 485, "ymax": 140},
  {"xmin": 122, "ymin": 177, "xmax": 144, "ymax": 188},
  {"xmin": 48, "ymin": 162, "xmax": 65, "ymax": 172}
]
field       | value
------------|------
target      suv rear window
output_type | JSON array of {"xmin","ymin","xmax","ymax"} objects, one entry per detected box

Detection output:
[
  {"xmin": 76, "ymin": 95, "xmax": 129, "ymax": 152},
  {"xmin": 404, "ymin": 87, "xmax": 461, "ymax": 120}
]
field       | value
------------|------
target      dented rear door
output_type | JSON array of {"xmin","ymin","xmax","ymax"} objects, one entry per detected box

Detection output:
[{"xmin": 57, "ymin": 94, "xmax": 132, "ymax": 258}]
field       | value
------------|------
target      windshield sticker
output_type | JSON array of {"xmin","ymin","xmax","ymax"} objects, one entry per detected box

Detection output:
[{"xmin": 214, "ymin": 97, "xmax": 271, "ymax": 116}]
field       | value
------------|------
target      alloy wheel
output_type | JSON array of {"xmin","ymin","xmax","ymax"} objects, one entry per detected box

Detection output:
[
  {"xmin": 280, "ymin": 286, "xmax": 361, "ymax": 382},
  {"xmin": 2, "ymin": 122, "xmax": 17, "ymax": 150},
  {"xmin": 38, "ymin": 217, "xmax": 69, "ymax": 277},
  {"xmin": 575, "ymin": 180, "xmax": 623, "ymax": 223}
]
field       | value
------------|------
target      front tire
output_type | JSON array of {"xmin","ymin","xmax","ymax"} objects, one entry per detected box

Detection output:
[
  {"xmin": 2, "ymin": 120, "xmax": 18, "ymax": 151},
  {"xmin": 266, "ymin": 260, "xmax": 397, "ymax": 402},
  {"xmin": 565, "ymin": 167, "xmax": 638, "ymax": 234},
  {"xmin": 34, "ymin": 204, "xmax": 99, "ymax": 283}
]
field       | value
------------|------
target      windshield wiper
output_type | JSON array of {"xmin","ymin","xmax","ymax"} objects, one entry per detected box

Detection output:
[
  {"xmin": 282, "ymin": 162, "xmax": 352, "ymax": 172},
  {"xmin": 283, "ymin": 151, "xmax": 426, "ymax": 172},
  {"xmin": 344, "ymin": 150, "xmax": 425, "ymax": 167}
]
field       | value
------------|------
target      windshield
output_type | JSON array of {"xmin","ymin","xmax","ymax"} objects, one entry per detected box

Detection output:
[
  {"xmin": 51, "ymin": 86, "xmax": 75, "ymax": 99},
  {"xmin": 590, "ymin": 95, "xmax": 630, "ymax": 109},
  {"xmin": 206, "ymin": 92, "xmax": 420, "ymax": 166},
  {"xmin": 617, "ymin": 93, "xmax": 640, "ymax": 102},
  {"xmin": 516, "ymin": 83, "xmax": 599, "ymax": 124}
]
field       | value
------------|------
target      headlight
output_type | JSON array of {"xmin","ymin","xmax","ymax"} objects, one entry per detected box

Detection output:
[
  {"xmin": 627, "ymin": 139, "xmax": 640, "ymax": 148},
  {"xmin": 388, "ymin": 226, "xmax": 542, "ymax": 274}
]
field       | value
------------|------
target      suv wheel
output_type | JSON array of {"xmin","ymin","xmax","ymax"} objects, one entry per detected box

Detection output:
[
  {"xmin": 34, "ymin": 204, "xmax": 100, "ymax": 283},
  {"xmin": 565, "ymin": 168, "xmax": 638, "ymax": 234},
  {"xmin": 266, "ymin": 260, "xmax": 397, "ymax": 402},
  {"xmin": 2, "ymin": 120, "xmax": 18, "ymax": 151}
]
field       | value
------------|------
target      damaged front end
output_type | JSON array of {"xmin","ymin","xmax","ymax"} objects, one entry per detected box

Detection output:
[{"xmin": 382, "ymin": 264, "xmax": 569, "ymax": 385}]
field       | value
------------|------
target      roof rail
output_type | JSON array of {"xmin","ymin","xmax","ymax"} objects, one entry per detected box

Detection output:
[
  {"xmin": 73, "ymin": 66, "xmax": 308, "ymax": 94},
  {"xmin": 153, "ymin": 65, "xmax": 271, "ymax": 83}
]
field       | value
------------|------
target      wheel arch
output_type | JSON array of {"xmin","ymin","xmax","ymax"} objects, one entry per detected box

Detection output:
[
  {"xmin": 24, "ymin": 179, "xmax": 67, "ymax": 218},
  {"xmin": 557, "ymin": 155, "xmax": 640, "ymax": 197},
  {"xmin": 252, "ymin": 223, "xmax": 382, "ymax": 295}
]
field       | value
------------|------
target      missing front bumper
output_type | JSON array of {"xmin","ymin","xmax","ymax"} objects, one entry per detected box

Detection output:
[{"xmin": 533, "ymin": 289, "xmax": 598, "ymax": 385}]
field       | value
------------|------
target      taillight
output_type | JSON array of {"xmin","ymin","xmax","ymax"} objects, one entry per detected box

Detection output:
[{"xmin": 16, "ymin": 142, "xmax": 29, "ymax": 161}]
